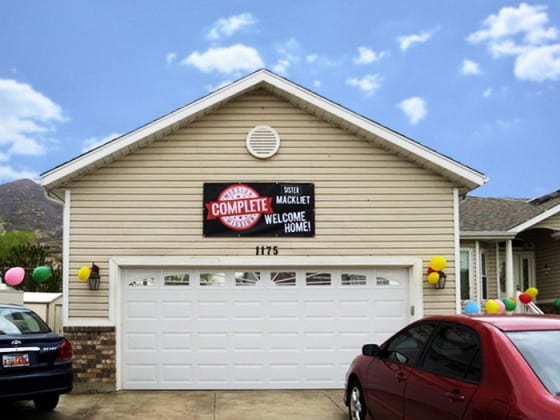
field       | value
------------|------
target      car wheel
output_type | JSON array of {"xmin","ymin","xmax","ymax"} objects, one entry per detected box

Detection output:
[
  {"xmin": 348, "ymin": 379, "xmax": 366, "ymax": 420},
  {"xmin": 33, "ymin": 394, "xmax": 60, "ymax": 411}
]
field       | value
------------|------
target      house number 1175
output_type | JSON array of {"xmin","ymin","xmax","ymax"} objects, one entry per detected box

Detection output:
[{"xmin": 256, "ymin": 246, "xmax": 279, "ymax": 255}]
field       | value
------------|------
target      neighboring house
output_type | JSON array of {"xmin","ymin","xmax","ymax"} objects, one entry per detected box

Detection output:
[
  {"xmin": 460, "ymin": 191, "xmax": 560, "ymax": 311},
  {"xmin": 40, "ymin": 69, "xmax": 486, "ymax": 391}
]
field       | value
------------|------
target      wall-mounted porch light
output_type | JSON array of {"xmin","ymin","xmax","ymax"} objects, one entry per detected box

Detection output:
[{"xmin": 88, "ymin": 263, "xmax": 100, "ymax": 290}]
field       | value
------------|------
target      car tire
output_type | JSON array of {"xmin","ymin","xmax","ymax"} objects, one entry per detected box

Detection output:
[
  {"xmin": 348, "ymin": 379, "xmax": 366, "ymax": 420},
  {"xmin": 33, "ymin": 394, "xmax": 60, "ymax": 411}
]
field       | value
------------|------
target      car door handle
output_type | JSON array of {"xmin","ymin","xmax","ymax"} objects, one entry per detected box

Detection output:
[
  {"xmin": 395, "ymin": 372, "xmax": 407, "ymax": 382},
  {"xmin": 445, "ymin": 390, "xmax": 465, "ymax": 402}
]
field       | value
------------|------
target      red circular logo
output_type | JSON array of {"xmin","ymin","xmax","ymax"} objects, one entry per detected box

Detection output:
[{"xmin": 206, "ymin": 184, "xmax": 273, "ymax": 231}]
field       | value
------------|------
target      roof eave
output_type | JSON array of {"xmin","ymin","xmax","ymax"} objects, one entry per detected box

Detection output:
[
  {"xmin": 461, "ymin": 231, "xmax": 517, "ymax": 240},
  {"xmin": 508, "ymin": 203, "xmax": 560, "ymax": 233}
]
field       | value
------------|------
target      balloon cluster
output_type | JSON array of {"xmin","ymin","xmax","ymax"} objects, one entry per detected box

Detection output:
[
  {"xmin": 427, "ymin": 256, "xmax": 447, "ymax": 286},
  {"xmin": 463, "ymin": 287, "xmax": 542, "ymax": 315},
  {"xmin": 3, "ymin": 266, "xmax": 53, "ymax": 287},
  {"xmin": 518, "ymin": 287, "xmax": 539, "ymax": 304}
]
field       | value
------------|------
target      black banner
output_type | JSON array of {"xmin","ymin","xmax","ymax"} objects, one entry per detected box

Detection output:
[{"xmin": 203, "ymin": 183, "xmax": 315, "ymax": 237}]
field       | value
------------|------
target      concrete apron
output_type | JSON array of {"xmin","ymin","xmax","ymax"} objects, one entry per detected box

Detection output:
[{"xmin": 6, "ymin": 389, "xmax": 348, "ymax": 419}]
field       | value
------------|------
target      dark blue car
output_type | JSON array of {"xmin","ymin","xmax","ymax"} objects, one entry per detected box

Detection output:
[{"xmin": 0, "ymin": 304, "xmax": 73, "ymax": 411}]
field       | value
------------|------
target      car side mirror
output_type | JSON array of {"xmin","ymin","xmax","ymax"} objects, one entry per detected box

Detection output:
[{"xmin": 362, "ymin": 344, "xmax": 381, "ymax": 357}]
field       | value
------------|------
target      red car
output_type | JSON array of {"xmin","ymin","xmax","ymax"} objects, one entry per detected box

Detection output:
[{"xmin": 344, "ymin": 314, "xmax": 560, "ymax": 420}]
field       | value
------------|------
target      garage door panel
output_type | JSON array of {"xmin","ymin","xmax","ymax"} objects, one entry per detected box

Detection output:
[
  {"xmin": 122, "ymin": 266, "xmax": 411, "ymax": 389},
  {"xmin": 231, "ymin": 333, "xmax": 263, "ymax": 350},
  {"xmin": 162, "ymin": 365, "xmax": 194, "ymax": 383},
  {"xmin": 198, "ymin": 333, "xmax": 228, "ymax": 350},
  {"xmin": 127, "ymin": 333, "xmax": 158, "ymax": 350},
  {"xmin": 127, "ymin": 301, "xmax": 157, "ymax": 318},
  {"xmin": 267, "ymin": 332, "xmax": 298, "ymax": 350},
  {"xmin": 161, "ymin": 333, "xmax": 192, "ymax": 349},
  {"xmin": 161, "ymin": 301, "xmax": 193, "ymax": 318}
]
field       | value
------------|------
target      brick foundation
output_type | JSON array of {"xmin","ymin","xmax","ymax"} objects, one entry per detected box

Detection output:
[{"xmin": 64, "ymin": 326, "xmax": 116, "ymax": 392}]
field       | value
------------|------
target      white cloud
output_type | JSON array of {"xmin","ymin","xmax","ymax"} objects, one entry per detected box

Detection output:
[
  {"xmin": 273, "ymin": 59, "xmax": 290, "ymax": 75},
  {"xmin": 468, "ymin": 3, "xmax": 560, "ymax": 82},
  {"xmin": 467, "ymin": 3, "xmax": 557, "ymax": 44},
  {"xmin": 515, "ymin": 44, "xmax": 560, "ymax": 82},
  {"xmin": 306, "ymin": 54, "xmax": 319, "ymax": 63},
  {"xmin": 205, "ymin": 80, "xmax": 234, "ymax": 92},
  {"xmin": 0, "ymin": 165, "xmax": 38, "ymax": 182},
  {"xmin": 313, "ymin": 80, "xmax": 321, "ymax": 88},
  {"xmin": 207, "ymin": 13, "xmax": 256, "ymax": 40},
  {"xmin": 272, "ymin": 38, "xmax": 302, "ymax": 76},
  {"xmin": 0, "ymin": 78, "xmax": 65, "ymax": 169},
  {"xmin": 397, "ymin": 97, "xmax": 427, "ymax": 124},
  {"xmin": 345, "ymin": 74, "xmax": 382, "ymax": 96},
  {"xmin": 398, "ymin": 29, "xmax": 435, "ymax": 51},
  {"xmin": 483, "ymin": 88, "xmax": 493, "ymax": 97},
  {"xmin": 81, "ymin": 132, "xmax": 122, "ymax": 153},
  {"xmin": 181, "ymin": 44, "xmax": 264, "ymax": 74},
  {"xmin": 353, "ymin": 47, "xmax": 386, "ymax": 64},
  {"xmin": 460, "ymin": 59, "xmax": 482, "ymax": 75},
  {"xmin": 166, "ymin": 52, "xmax": 177, "ymax": 65}
]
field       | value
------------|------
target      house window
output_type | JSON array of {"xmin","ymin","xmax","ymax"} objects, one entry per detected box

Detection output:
[
  {"xmin": 460, "ymin": 250, "xmax": 470, "ymax": 300},
  {"xmin": 271, "ymin": 272, "xmax": 296, "ymax": 286},
  {"xmin": 200, "ymin": 272, "xmax": 225, "ymax": 287}
]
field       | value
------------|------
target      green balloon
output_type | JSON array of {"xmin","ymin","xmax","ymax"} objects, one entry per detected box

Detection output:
[
  {"xmin": 32, "ymin": 266, "xmax": 52, "ymax": 283},
  {"xmin": 503, "ymin": 298, "xmax": 516, "ymax": 311},
  {"xmin": 554, "ymin": 299, "xmax": 560, "ymax": 310}
]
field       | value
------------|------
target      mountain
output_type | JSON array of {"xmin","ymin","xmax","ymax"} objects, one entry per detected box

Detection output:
[{"xmin": 0, "ymin": 179, "xmax": 62, "ymax": 247}]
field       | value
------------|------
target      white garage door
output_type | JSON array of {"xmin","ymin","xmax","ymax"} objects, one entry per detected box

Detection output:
[{"xmin": 121, "ymin": 267, "xmax": 410, "ymax": 389}]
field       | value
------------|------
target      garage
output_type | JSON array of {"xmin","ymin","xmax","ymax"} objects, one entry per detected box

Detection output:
[
  {"xmin": 121, "ymin": 265, "xmax": 410, "ymax": 389},
  {"xmin": 41, "ymin": 69, "xmax": 487, "ymax": 391}
]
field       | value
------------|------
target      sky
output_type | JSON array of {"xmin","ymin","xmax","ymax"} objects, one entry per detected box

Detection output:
[{"xmin": 1, "ymin": 1, "xmax": 559, "ymax": 198}]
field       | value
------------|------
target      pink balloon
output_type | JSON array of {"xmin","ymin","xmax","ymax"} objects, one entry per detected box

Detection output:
[
  {"xmin": 5, "ymin": 267, "xmax": 25, "ymax": 287},
  {"xmin": 496, "ymin": 299, "xmax": 506, "ymax": 314}
]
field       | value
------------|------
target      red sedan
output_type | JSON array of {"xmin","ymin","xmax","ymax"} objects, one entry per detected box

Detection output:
[{"xmin": 344, "ymin": 314, "xmax": 560, "ymax": 420}]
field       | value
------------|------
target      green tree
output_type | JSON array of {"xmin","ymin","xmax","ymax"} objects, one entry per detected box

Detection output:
[
  {"xmin": 1, "ymin": 243, "xmax": 62, "ymax": 292},
  {"xmin": 0, "ymin": 231, "xmax": 36, "ymax": 260}
]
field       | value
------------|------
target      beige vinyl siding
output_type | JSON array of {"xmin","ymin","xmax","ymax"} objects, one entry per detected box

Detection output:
[
  {"xmin": 526, "ymin": 229, "xmax": 560, "ymax": 300},
  {"xmin": 533, "ymin": 212, "xmax": 560, "ymax": 230},
  {"xmin": 65, "ymin": 89, "xmax": 457, "ymax": 318}
]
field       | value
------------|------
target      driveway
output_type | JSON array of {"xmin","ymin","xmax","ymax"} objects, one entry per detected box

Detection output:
[{"xmin": 5, "ymin": 389, "xmax": 347, "ymax": 419}]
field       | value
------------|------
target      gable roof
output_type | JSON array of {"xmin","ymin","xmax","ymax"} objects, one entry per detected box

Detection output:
[
  {"xmin": 460, "ymin": 190, "xmax": 560, "ymax": 237},
  {"xmin": 41, "ymin": 69, "xmax": 487, "ymax": 193}
]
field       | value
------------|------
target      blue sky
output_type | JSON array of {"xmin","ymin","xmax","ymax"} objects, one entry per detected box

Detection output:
[{"xmin": 1, "ymin": 1, "xmax": 559, "ymax": 198}]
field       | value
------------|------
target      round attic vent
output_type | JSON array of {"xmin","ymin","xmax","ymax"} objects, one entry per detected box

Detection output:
[{"xmin": 246, "ymin": 125, "xmax": 280, "ymax": 159}]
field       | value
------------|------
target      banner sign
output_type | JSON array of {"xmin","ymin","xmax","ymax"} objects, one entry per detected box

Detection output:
[{"xmin": 203, "ymin": 183, "xmax": 315, "ymax": 237}]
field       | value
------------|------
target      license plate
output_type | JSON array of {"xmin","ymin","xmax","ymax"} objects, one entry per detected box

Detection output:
[{"xmin": 2, "ymin": 353, "xmax": 30, "ymax": 368}]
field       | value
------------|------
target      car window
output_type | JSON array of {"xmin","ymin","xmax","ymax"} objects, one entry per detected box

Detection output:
[
  {"xmin": 384, "ymin": 323, "xmax": 436, "ymax": 366},
  {"xmin": 421, "ymin": 324, "xmax": 481, "ymax": 383},
  {"xmin": 0, "ymin": 308, "xmax": 51, "ymax": 335},
  {"xmin": 506, "ymin": 330, "xmax": 560, "ymax": 396}
]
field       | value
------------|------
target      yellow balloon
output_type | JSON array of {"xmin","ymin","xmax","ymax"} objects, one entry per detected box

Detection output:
[
  {"xmin": 525, "ymin": 287, "xmax": 539, "ymax": 298},
  {"xmin": 427, "ymin": 271, "xmax": 440, "ymax": 284},
  {"xmin": 429, "ymin": 256, "xmax": 447, "ymax": 271},
  {"xmin": 78, "ymin": 266, "xmax": 91, "ymax": 281},
  {"xmin": 485, "ymin": 300, "xmax": 500, "ymax": 314}
]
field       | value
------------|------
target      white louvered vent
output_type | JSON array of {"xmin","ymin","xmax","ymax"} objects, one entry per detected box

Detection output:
[{"xmin": 246, "ymin": 125, "xmax": 280, "ymax": 159}]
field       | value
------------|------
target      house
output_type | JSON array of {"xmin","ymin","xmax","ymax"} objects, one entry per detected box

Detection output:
[
  {"xmin": 460, "ymin": 191, "xmax": 560, "ymax": 312},
  {"xmin": 40, "ymin": 69, "xmax": 486, "ymax": 391}
]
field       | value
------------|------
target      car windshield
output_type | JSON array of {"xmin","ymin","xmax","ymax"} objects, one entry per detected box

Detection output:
[
  {"xmin": 0, "ymin": 308, "xmax": 51, "ymax": 335},
  {"xmin": 506, "ymin": 330, "xmax": 560, "ymax": 396}
]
